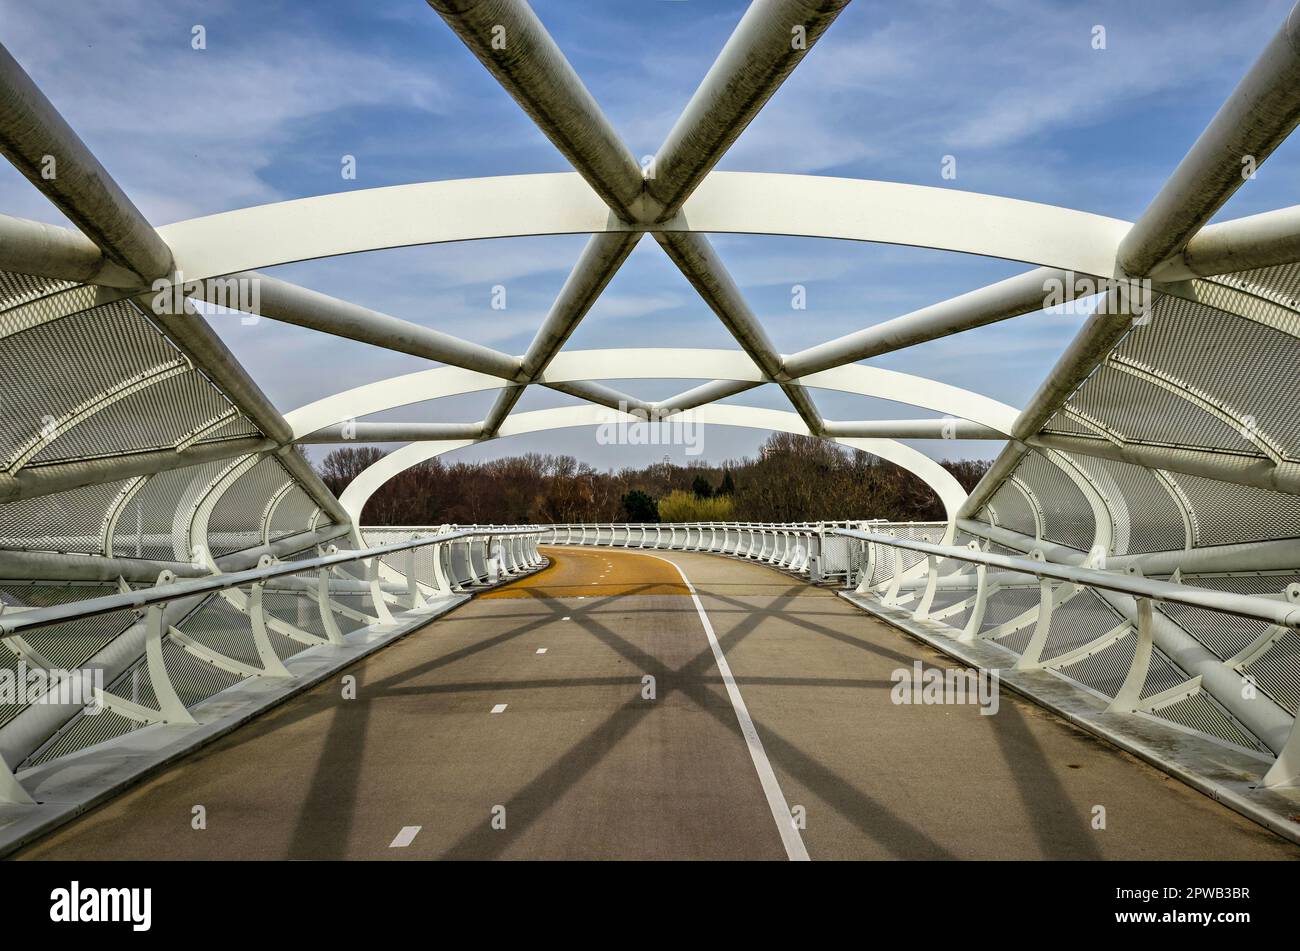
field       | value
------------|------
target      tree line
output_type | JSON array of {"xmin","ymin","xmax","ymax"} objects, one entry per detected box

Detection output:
[{"xmin": 317, "ymin": 433, "xmax": 992, "ymax": 526}]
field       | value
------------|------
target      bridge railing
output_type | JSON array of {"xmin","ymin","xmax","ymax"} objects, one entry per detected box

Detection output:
[
  {"xmin": 833, "ymin": 525, "xmax": 1300, "ymax": 789},
  {"xmin": 538, "ymin": 520, "xmax": 926, "ymax": 583},
  {"xmin": 538, "ymin": 520, "xmax": 1300, "ymax": 786},
  {"xmin": 0, "ymin": 526, "xmax": 543, "ymax": 803}
]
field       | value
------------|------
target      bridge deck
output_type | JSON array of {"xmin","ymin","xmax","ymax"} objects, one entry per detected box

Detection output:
[{"xmin": 15, "ymin": 547, "xmax": 1298, "ymax": 860}]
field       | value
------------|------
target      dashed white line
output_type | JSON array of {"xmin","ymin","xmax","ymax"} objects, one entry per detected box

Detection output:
[
  {"xmin": 643, "ymin": 552, "xmax": 810, "ymax": 862},
  {"xmin": 536, "ymin": 648, "xmax": 548, "ymax": 654},
  {"xmin": 389, "ymin": 825, "xmax": 421, "ymax": 848},
  {"xmin": 491, "ymin": 703, "xmax": 508, "ymax": 714}
]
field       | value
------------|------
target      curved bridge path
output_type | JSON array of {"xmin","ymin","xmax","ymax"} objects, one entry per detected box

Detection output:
[{"xmin": 15, "ymin": 548, "xmax": 1299, "ymax": 860}]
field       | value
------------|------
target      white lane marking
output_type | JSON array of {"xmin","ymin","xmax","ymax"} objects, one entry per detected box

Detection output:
[
  {"xmin": 389, "ymin": 826, "xmax": 422, "ymax": 848},
  {"xmin": 562, "ymin": 616, "xmax": 571, "ymax": 621},
  {"xmin": 491, "ymin": 703, "xmax": 508, "ymax": 713},
  {"xmin": 536, "ymin": 648, "xmax": 548, "ymax": 654},
  {"xmin": 644, "ymin": 553, "xmax": 810, "ymax": 862}
]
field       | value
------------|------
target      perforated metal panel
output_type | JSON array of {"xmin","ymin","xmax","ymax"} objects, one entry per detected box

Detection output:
[
  {"xmin": 1015, "ymin": 452, "xmax": 1095, "ymax": 551},
  {"xmin": 1114, "ymin": 294, "xmax": 1300, "ymax": 460},
  {"xmin": 29, "ymin": 369, "xmax": 238, "ymax": 465},
  {"xmin": 986, "ymin": 482, "xmax": 1036, "ymax": 537},
  {"xmin": 207, "ymin": 456, "xmax": 293, "ymax": 556},
  {"xmin": 978, "ymin": 586, "xmax": 1041, "ymax": 636},
  {"xmin": 1243, "ymin": 628, "xmax": 1300, "ymax": 715},
  {"xmin": 1069, "ymin": 364, "xmax": 1257, "ymax": 456},
  {"xmin": 0, "ymin": 268, "xmax": 76, "ymax": 317},
  {"xmin": 111, "ymin": 458, "xmax": 232, "ymax": 561},
  {"xmin": 22, "ymin": 709, "xmax": 139, "ymax": 769},
  {"xmin": 1071, "ymin": 453, "xmax": 1187, "ymax": 555},
  {"xmin": 1054, "ymin": 630, "xmax": 1137, "ymax": 699},
  {"xmin": 0, "ymin": 584, "xmax": 133, "ymax": 671},
  {"xmin": 0, "ymin": 301, "xmax": 178, "ymax": 467},
  {"xmin": 1153, "ymin": 690, "xmax": 1269, "ymax": 754},
  {"xmin": 1039, "ymin": 589, "xmax": 1124, "ymax": 662},
  {"xmin": 0, "ymin": 480, "xmax": 127, "ymax": 553},
  {"xmin": 174, "ymin": 592, "xmax": 266, "ymax": 667},
  {"xmin": 1168, "ymin": 471, "xmax": 1300, "ymax": 547},
  {"xmin": 268, "ymin": 486, "xmax": 317, "ymax": 541}
]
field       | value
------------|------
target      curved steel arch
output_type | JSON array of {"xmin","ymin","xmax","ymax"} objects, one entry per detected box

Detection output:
[
  {"xmin": 157, "ymin": 172, "xmax": 1131, "ymax": 280},
  {"xmin": 338, "ymin": 404, "xmax": 968, "ymax": 525},
  {"xmin": 285, "ymin": 348, "xmax": 1022, "ymax": 439}
]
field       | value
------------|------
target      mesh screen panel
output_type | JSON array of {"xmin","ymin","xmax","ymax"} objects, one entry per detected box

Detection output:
[
  {"xmin": 0, "ymin": 268, "xmax": 76, "ymax": 316},
  {"xmin": 1168, "ymin": 471, "xmax": 1300, "ymax": 546},
  {"xmin": 1054, "ymin": 630, "xmax": 1137, "ymax": 700},
  {"xmin": 1015, "ymin": 453, "xmax": 1095, "ymax": 550},
  {"xmin": 986, "ymin": 482, "xmax": 1036, "ymax": 537},
  {"xmin": 0, "ymin": 479, "xmax": 126, "ymax": 553},
  {"xmin": 1114, "ymin": 295, "xmax": 1300, "ymax": 459},
  {"xmin": 112, "ymin": 458, "xmax": 232, "ymax": 561},
  {"xmin": 207, "ymin": 456, "xmax": 292, "ymax": 556},
  {"xmin": 1070, "ymin": 364, "xmax": 1257, "ymax": 455},
  {"xmin": 1152, "ymin": 691, "xmax": 1269, "ymax": 754},
  {"xmin": 0, "ymin": 301, "xmax": 176, "ymax": 466},
  {"xmin": 29, "ymin": 370, "xmax": 237, "ymax": 465}
]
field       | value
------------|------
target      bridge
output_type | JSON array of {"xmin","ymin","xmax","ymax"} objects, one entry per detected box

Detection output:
[{"xmin": 1, "ymin": 0, "xmax": 1300, "ymax": 862}]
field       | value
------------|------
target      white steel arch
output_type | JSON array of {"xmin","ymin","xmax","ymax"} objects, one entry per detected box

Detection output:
[
  {"xmin": 155, "ymin": 172, "xmax": 1131, "ymax": 281},
  {"xmin": 338, "ymin": 404, "xmax": 968, "ymax": 524},
  {"xmin": 2, "ymin": 0, "xmax": 1300, "ymax": 806},
  {"xmin": 284, "ymin": 348, "xmax": 1021, "ymax": 439}
]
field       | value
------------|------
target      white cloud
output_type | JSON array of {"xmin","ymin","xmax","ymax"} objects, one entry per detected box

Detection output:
[{"xmin": 1, "ymin": 0, "xmax": 450, "ymax": 223}]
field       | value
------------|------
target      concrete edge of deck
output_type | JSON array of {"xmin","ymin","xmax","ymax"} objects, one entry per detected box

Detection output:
[
  {"xmin": 836, "ymin": 589, "xmax": 1300, "ymax": 847},
  {"xmin": 0, "ymin": 561, "xmax": 548, "ymax": 860}
]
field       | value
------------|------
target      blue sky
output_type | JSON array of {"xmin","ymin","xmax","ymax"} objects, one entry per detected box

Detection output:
[{"xmin": 3, "ymin": 0, "xmax": 1298, "ymax": 470}]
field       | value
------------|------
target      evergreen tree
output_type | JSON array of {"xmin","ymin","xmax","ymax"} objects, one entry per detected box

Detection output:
[{"xmin": 621, "ymin": 488, "xmax": 660, "ymax": 522}]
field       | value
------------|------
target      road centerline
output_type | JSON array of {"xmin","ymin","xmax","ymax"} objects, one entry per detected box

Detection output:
[{"xmin": 644, "ymin": 552, "xmax": 810, "ymax": 862}]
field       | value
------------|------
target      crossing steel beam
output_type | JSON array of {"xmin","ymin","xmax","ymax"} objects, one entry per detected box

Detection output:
[
  {"xmin": 647, "ymin": 0, "xmax": 851, "ymax": 219},
  {"xmin": 782, "ymin": 267, "xmax": 1063, "ymax": 380},
  {"xmin": 964, "ymin": 1, "xmax": 1300, "ymax": 519},
  {"xmin": 1116, "ymin": 4, "xmax": 1300, "ymax": 279},
  {"xmin": 224, "ymin": 272, "xmax": 523, "ymax": 380},
  {"xmin": 0, "ymin": 41, "xmax": 173, "ymax": 281}
]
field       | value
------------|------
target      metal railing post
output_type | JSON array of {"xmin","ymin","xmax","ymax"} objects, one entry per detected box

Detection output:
[
  {"xmin": 317, "ymin": 566, "xmax": 347, "ymax": 644},
  {"xmin": 247, "ymin": 580, "xmax": 294, "ymax": 676},
  {"xmin": 959, "ymin": 560, "xmax": 990, "ymax": 641},
  {"xmin": 1107, "ymin": 597, "xmax": 1154, "ymax": 713},
  {"xmin": 1014, "ymin": 562, "xmax": 1057, "ymax": 671}
]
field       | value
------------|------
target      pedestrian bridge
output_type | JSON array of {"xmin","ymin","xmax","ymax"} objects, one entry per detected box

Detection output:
[{"xmin": 2, "ymin": 0, "xmax": 1300, "ymax": 858}]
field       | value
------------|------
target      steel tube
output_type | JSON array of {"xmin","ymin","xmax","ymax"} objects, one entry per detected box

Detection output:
[
  {"xmin": 302, "ymin": 422, "xmax": 486, "ymax": 443},
  {"xmin": 1116, "ymin": 2, "xmax": 1300, "ymax": 277},
  {"xmin": 647, "ymin": 0, "xmax": 850, "ymax": 219},
  {"xmin": 0, "ymin": 41, "xmax": 173, "ymax": 280},
  {"xmin": 782, "ymin": 268, "xmax": 1062, "ymax": 380},
  {"xmin": 229, "ymin": 272, "xmax": 522, "ymax": 380},
  {"xmin": 833, "ymin": 528, "xmax": 1300, "ymax": 629},
  {"xmin": 0, "ymin": 527, "xmax": 540, "ymax": 637},
  {"xmin": 425, "ymin": 0, "xmax": 646, "ymax": 221}
]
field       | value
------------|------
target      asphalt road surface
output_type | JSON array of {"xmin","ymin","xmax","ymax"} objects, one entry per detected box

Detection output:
[{"xmin": 16, "ymin": 547, "xmax": 1299, "ymax": 860}]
